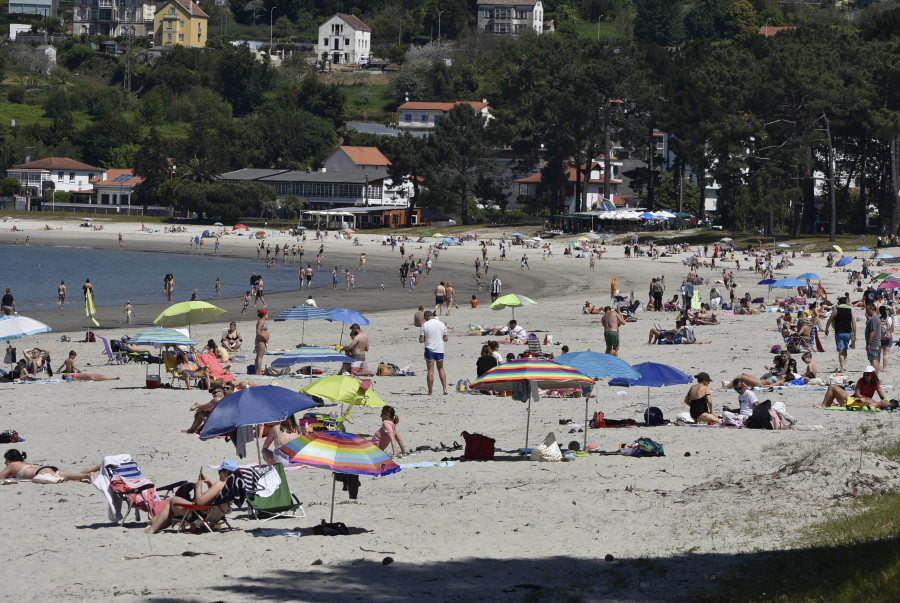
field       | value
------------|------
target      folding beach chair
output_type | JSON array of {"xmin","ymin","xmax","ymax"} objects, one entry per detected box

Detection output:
[
  {"xmin": 104, "ymin": 460, "xmax": 188, "ymax": 526},
  {"xmin": 99, "ymin": 336, "xmax": 128, "ymax": 365},
  {"xmin": 246, "ymin": 463, "xmax": 306, "ymax": 521},
  {"xmin": 526, "ymin": 337, "xmax": 552, "ymax": 359},
  {"xmin": 174, "ymin": 469, "xmax": 252, "ymax": 533}
]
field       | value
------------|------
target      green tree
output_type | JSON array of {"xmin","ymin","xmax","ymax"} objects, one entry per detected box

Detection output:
[
  {"xmin": 0, "ymin": 177, "xmax": 20, "ymax": 196},
  {"xmin": 215, "ymin": 45, "xmax": 274, "ymax": 117},
  {"xmin": 255, "ymin": 107, "xmax": 337, "ymax": 168},
  {"xmin": 133, "ymin": 127, "xmax": 172, "ymax": 208},
  {"xmin": 273, "ymin": 15, "xmax": 293, "ymax": 39},
  {"xmin": 427, "ymin": 104, "xmax": 495, "ymax": 225},
  {"xmin": 634, "ymin": 0, "xmax": 684, "ymax": 46}
]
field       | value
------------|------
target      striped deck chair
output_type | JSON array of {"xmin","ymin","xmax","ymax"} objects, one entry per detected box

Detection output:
[
  {"xmin": 105, "ymin": 461, "xmax": 188, "ymax": 526},
  {"xmin": 246, "ymin": 463, "xmax": 305, "ymax": 521}
]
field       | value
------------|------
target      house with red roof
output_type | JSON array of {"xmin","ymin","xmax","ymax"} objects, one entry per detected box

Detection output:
[
  {"xmin": 7, "ymin": 157, "xmax": 103, "ymax": 198},
  {"xmin": 396, "ymin": 100, "xmax": 493, "ymax": 132},
  {"xmin": 90, "ymin": 169, "xmax": 145, "ymax": 208},
  {"xmin": 323, "ymin": 146, "xmax": 391, "ymax": 172},
  {"xmin": 514, "ymin": 159, "xmax": 623, "ymax": 213},
  {"xmin": 315, "ymin": 13, "xmax": 371, "ymax": 66}
]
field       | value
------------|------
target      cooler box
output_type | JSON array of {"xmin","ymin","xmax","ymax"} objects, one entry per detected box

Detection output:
[{"xmin": 146, "ymin": 375, "xmax": 160, "ymax": 389}]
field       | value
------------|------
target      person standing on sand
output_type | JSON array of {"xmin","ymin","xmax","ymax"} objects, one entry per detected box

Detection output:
[
  {"xmin": 2, "ymin": 288, "xmax": 15, "ymax": 315},
  {"xmin": 341, "ymin": 324, "xmax": 369, "ymax": 374},
  {"xmin": 601, "ymin": 306, "xmax": 626, "ymax": 356},
  {"xmin": 434, "ymin": 281, "xmax": 446, "ymax": 316},
  {"xmin": 254, "ymin": 310, "xmax": 269, "ymax": 376},
  {"xmin": 57, "ymin": 281, "xmax": 66, "ymax": 309},
  {"xmin": 824, "ymin": 296, "xmax": 856, "ymax": 373},
  {"xmin": 215, "ymin": 277, "xmax": 220, "ymax": 297},
  {"xmin": 413, "ymin": 306, "xmax": 425, "ymax": 327},
  {"xmin": 82, "ymin": 279, "xmax": 94, "ymax": 301},
  {"xmin": 419, "ymin": 310, "xmax": 449, "ymax": 395},
  {"xmin": 490, "ymin": 275, "xmax": 501, "ymax": 303},
  {"xmin": 305, "ymin": 265, "xmax": 313, "ymax": 289},
  {"xmin": 255, "ymin": 276, "xmax": 266, "ymax": 308}
]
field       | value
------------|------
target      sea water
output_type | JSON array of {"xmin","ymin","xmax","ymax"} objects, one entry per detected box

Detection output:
[{"xmin": 3, "ymin": 245, "xmax": 332, "ymax": 310}]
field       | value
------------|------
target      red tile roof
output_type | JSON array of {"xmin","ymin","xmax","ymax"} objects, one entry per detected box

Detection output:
[
  {"xmin": 90, "ymin": 169, "xmax": 145, "ymax": 187},
  {"xmin": 12, "ymin": 157, "xmax": 101, "ymax": 172},
  {"xmin": 337, "ymin": 13, "xmax": 370, "ymax": 32},
  {"xmin": 398, "ymin": 101, "xmax": 490, "ymax": 112},
  {"xmin": 515, "ymin": 162, "xmax": 621, "ymax": 185},
  {"xmin": 340, "ymin": 146, "xmax": 391, "ymax": 166},
  {"xmin": 157, "ymin": 0, "xmax": 208, "ymax": 18},
  {"xmin": 759, "ymin": 26, "xmax": 795, "ymax": 37}
]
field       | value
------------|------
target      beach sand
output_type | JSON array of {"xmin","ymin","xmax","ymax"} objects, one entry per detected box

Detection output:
[{"xmin": 2, "ymin": 216, "xmax": 899, "ymax": 601}]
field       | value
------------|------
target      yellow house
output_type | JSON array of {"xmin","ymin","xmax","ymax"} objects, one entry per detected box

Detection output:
[{"xmin": 154, "ymin": 0, "xmax": 208, "ymax": 48}]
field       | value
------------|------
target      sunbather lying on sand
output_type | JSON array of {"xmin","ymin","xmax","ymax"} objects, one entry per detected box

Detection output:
[
  {"xmin": 1, "ymin": 449, "xmax": 100, "ymax": 482},
  {"xmin": 814, "ymin": 366, "xmax": 895, "ymax": 408}
]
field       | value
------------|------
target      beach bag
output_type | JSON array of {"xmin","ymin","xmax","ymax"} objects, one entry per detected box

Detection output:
[
  {"xmin": 312, "ymin": 519, "xmax": 349, "ymax": 536},
  {"xmin": 0, "ymin": 430, "xmax": 19, "ymax": 443},
  {"xmin": 644, "ymin": 407, "xmax": 664, "ymax": 426},
  {"xmin": 461, "ymin": 431, "xmax": 495, "ymax": 460},
  {"xmin": 530, "ymin": 437, "xmax": 563, "ymax": 462},
  {"xmin": 3, "ymin": 347, "xmax": 15, "ymax": 364},
  {"xmin": 31, "ymin": 471, "xmax": 65, "ymax": 484},
  {"xmin": 679, "ymin": 326, "xmax": 696, "ymax": 344},
  {"xmin": 768, "ymin": 410, "xmax": 785, "ymax": 430},
  {"xmin": 621, "ymin": 437, "xmax": 665, "ymax": 457},
  {"xmin": 845, "ymin": 397, "xmax": 866, "ymax": 410},
  {"xmin": 591, "ymin": 411, "xmax": 607, "ymax": 428},
  {"xmin": 387, "ymin": 363, "xmax": 402, "ymax": 376},
  {"xmin": 377, "ymin": 363, "xmax": 391, "ymax": 376},
  {"xmin": 746, "ymin": 400, "xmax": 773, "ymax": 429},
  {"xmin": 828, "ymin": 374, "xmax": 847, "ymax": 386}
]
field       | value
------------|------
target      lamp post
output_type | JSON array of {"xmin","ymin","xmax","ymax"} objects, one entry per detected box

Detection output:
[
  {"xmin": 597, "ymin": 14, "xmax": 602, "ymax": 40},
  {"xmin": 269, "ymin": 6, "xmax": 276, "ymax": 58},
  {"xmin": 765, "ymin": 18, "xmax": 770, "ymax": 38},
  {"xmin": 437, "ymin": 10, "xmax": 443, "ymax": 49}
]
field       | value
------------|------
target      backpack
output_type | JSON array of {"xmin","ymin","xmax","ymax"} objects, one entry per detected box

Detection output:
[
  {"xmin": 461, "ymin": 431, "xmax": 495, "ymax": 460},
  {"xmin": 644, "ymin": 407, "xmax": 664, "ymax": 426},
  {"xmin": 377, "ymin": 363, "xmax": 391, "ymax": 377},
  {"xmin": 679, "ymin": 326, "xmax": 696, "ymax": 344},
  {"xmin": 0, "ymin": 430, "xmax": 19, "ymax": 444},
  {"xmin": 591, "ymin": 411, "xmax": 607, "ymax": 429},
  {"xmin": 621, "ymin": 437, "xmax": 665, "ymax": 457},
  {"xmin": 387, "ymin": 363, "xmax": 402, "ymax": 376},
  {"xmin": 746, "ymin": 400, "xmax": 773, "ymax": 429}
]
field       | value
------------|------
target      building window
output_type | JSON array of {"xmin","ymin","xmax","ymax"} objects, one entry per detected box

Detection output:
[
  {"xmin": 58, "ymin": 172, "xmax": 64, "ymax": 181},
  {"xmin": 69, "ymin": 172, "xmax": 75, "ymax": 181},
  {"xmin": 420, "ymin": 114, "xmax": 427, "ymax": 122},
  {"xmin": 166, "ymin": 21, "xmax": 172, "ymax": 29},
  {"xmin": 167, "ymin": 33, "xmax": 172, "ymax": 43},
  {"xmin": 179, "ymin": 33, "xmax": 184, "ymax": 41},
  {"xmin": 169, "ymin": 6, "xmax": 175, "ymax": 14},
  {"xmin": 515, "ymin": 10, "xmax": 530, "ymax": 19},
  {"xmin": 404, "ymin": 113, "xmax": 411, "ymax": 122},
  {"xmin": 433, "ymin": 115, "xmax": 440, "ymax": 124}
]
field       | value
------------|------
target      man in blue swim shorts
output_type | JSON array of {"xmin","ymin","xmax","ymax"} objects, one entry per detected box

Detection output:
[
  {"xmin": 824, "ymin": 297, "xmax": 855, "ymax": 373},
  {"xmin": 419, "ymin": 310, "xmax": 448, "ymax": 395}
]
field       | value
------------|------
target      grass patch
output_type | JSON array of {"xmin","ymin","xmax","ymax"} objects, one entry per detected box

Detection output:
[{"xmin": 0, "ymin": 102, "xmax": 51, "ymax": 128}]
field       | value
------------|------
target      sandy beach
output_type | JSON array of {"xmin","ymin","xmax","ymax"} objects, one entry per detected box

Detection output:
[{"xmin": 2, "ymin": 215, "xmax": 899, "ymax": 602}]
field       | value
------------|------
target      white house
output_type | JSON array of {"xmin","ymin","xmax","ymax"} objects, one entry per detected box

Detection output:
[
  {"xmin": 7, "ymin": 157, "xmax": 103, "ymax": 198},
  {"xmin": 476, "ymin": 0, "xmax": 549, "ymax": 35},
  {"xmin": 396, "ymin": 100, "xmax": 492, "ymax": 132},
  {"xmin": 315, "ymin": 13, "xmax": 371, "ymax": 66},
  {"xmin": 35, "ymin": 44, "xmax": 56, "ymax": 73},
  {"xmin": 514, "ymin": 159, "xmax": 624, "ymax": 213},
  {"xmin": 8, "ymin": 0, "xmax": 57, "ymax": 18},
  {"xmin": 90, "ymin": 169, "xmax": 145, "ymax": 208}
]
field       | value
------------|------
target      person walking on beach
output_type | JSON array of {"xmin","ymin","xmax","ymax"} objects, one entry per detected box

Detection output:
[
  {"xmin": 434, "ymin": 281, "xmax": 446, "ymax": 315},
  {"xmin": 254, "ymin": 310, "xmax": 269, "ymax": 375},
  {"xmin": 215, "ymin": 277, "xmax": 220, "ymax": 297},
  {"xmin": 420, "ymin": 310, "xmax": 449, "ymax": 395},
  {"xmin": 298, "ymin": 268, "xmax": 305, "ymax": 290},
  {"xmin": 601, "ymin": 306, "xmax": 626, "ymax": 356},
  {"xmin": 255, "ymin": 276, "xmax": 266, "ymax": 308},
  {"xmin": 490, "ymin": 275, "xmax": 502, "ymax": 303},
  {"xmin": 57, "ymin": 281, "xmax": 66, "ymax": 309},
  {"xmin": 825, "ymin": 296, "xmax": 856, "ymax": 373},
  {"xmin": 2, "ymin": 288, "xmax": 15, "ymax": 315},
  {"xmin": 241, "ymin": 291, "xmax": 251, "ymax": 314},
  {"xmin": 332, "ymin": 268, "xmax": 339, "ymax": 290},
  {"xmin": 124, "ymin": 301, "xmax": 135, "ymax": 324},
  {"xmin": 82, "ymin": 279, "xmax": 94, "ymax": 300},
  {"xmin": 305, "ymin": 265, "xmax": 313, "ymax": 289}
]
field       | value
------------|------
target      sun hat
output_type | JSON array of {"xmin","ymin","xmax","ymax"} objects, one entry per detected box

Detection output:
[
  {"xmin": 214, "ymin": 460, "xmax": 239, "ymax": 472},
  {"xmin": 864, "ymin": 366, "xmax": 876, "ymax": 374},
  {"xmin": 694, "ymin": 372, "xmax": 711, "ymax": 382},
  {"xmin": 424, "ymin": 310, "xmax": 435, "ymax": 317}
]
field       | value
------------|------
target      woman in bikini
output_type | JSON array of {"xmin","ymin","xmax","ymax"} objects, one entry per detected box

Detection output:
[
  {"xmin": 683, "ymin": 372, "xmax": 722, "ymax": 425},
  {"xmin": 145, "ymin": 460, "xmax": 240, "ymax": 534},
  {"xmin": 254, "ymin": 310, "xmax": 269, "ymax": 376},
  {"xmin": 221, "ymin": 322, "xmax": 243, "ymax": 353},
  {"xmin": 57, "ymin": 351, "xmax": 120, "ymax": 381},
  {"xmin": 174, "ymin": 353, "xmax": 212, "ymax": 391},
  {"xmin": 1, "ymin": 449, "xmax": 100, "ymax": 482},
  {"xmin": 261, "ymin": 414, "xmax": 303, "ymax": 466}
]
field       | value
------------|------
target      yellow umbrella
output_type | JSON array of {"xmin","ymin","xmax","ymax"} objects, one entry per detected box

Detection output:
[
  {"xmin": 153, "ymin": 301, "xmax": 226, "ymax": 336},
  {"xmin": 299, "ymin": 375, "xmax": 385, "ymax": 426},
  {"xmin": 833, "ymin": 245, "xmax": 843, "ymax": 254}
]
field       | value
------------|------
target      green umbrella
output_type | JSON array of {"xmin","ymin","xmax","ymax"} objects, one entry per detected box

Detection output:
[
  {"xmin": 490, "ymin": 294, "xmax": 538, "ymax": 320},
  {"xmin": 153, "ymin": 301, "xmax": 226, "ymax": 335},
  {"xmin": 300, "ymin": 375, "xmax": 386, "ymax": 427},
  {"xmin": 432, "ymin": 232, "xmax": 445, "ymax": 237},
  {"xmin": 874, "ymin": 273, "xmax": 892, "ymax": 280}
]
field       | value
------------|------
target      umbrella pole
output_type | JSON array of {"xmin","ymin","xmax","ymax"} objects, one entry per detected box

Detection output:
[
  {"xmin": 647, "ymin": 387, "xmax": 651, "ymax": 425},
  {"xmin": 584, "ymin": 387, "xmax": 591, "ymax": 451},
  {"xmin": 330, "ymin": 473, "xmax": 337, "ymax": 523},
  {"xmin": 255, "ymin": 425, "xmax": 262, "ymax": 466}
]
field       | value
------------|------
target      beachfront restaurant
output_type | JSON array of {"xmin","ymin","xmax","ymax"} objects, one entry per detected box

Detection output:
[{"xmin": 301, "ymin": 205, "xmax": 425, "ymax": 230}]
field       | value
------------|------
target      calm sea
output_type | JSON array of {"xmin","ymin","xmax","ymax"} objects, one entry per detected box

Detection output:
[{"xmin": 2, "ymin": 245, "xmax": 339, "ymax": 311}]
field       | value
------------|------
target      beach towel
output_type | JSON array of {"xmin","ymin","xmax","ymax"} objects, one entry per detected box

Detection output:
[
  {"xmin": 93, "ymin": 454, "xmax": 133, "ymax": 521},
  {"xmin": 195, "ymin": 353, "xmax": 235, "ymax": 382},
  {"xmin": 691, "ymin": 291, "xmax": 702, "ymax": 310}
]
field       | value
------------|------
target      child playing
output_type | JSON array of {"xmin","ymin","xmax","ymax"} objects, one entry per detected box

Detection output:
[
  {"xmin": 471, "ymin": 295, "xmax": 478, "ymax": 308},
  {"xmin": 241, "ymin": 291, "xmax": 251, "ymax": 314},
  {"xmin": 124, "ymin": 301, "xmax": 135, "ymax": 324}
]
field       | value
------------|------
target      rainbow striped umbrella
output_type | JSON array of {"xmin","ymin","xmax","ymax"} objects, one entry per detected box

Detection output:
[
  {"xmin": 469, "ymin": 358, "xmax": 595, "ymax": 448},
  {"xmin": 279, "ymin": 431, "xmax": 400, "ymax": 522}
]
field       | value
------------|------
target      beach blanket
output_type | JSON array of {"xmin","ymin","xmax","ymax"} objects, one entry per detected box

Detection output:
[{"xmin": 822, "ymin": 405, "xmax": 882, "ymax": 412}]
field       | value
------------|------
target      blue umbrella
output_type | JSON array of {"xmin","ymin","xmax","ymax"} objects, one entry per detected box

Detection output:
[
  {"xmin": 836, "ymin": 256, "xmax": 853, "ymax": 267},
  {"xmin": 758, "ymin": 279, "xmax": 777, "ymax": 285},
  {"xmin": 796, "ymin": 273, "xmax": 821, "ymax": 280},
  {"xmin": 275, "ymin": 306, "xmax": 334, "ymax": 345},
  {"xmin": 271, "ymin": 346, "xmax": 350, "ymax": 367},
  {"xmin": 553, "ymin": 351, "xmax": 640, "ymax": 448},
  {"xmin": 200, "ymin": 385, "xmax": 318, "ymax": 462},
  {"xmin": 857, "ymin": 247, "xmax": 871, "ymax": 251},
  {"xmin": 608, "ymin": 361, "xmax": 694, "ymax": 423},
  {"xmin": 638, "ymin": 212, "xmax": 655, "ymax": 219},
  {"xmin": 770, "ymin": 278, "xmax": 807, "ymax": 289},
  {"xmin": 876, "ymin": 253, "xmax": 895, "ymax": 260},
  {"xmin": 327, "ymin": 308, "xmax": 370, "ymax": 345},
  {"xmin": 511, "ymin": 232, "xmax": 524, "ymax": 237}
]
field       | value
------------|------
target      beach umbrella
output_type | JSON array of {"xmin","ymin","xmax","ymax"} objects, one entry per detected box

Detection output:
[
  {"xmin": 274, "ymin": 306, "xmax": 334, "ymax": 345},
  {"xmin": 469, "ymin": 358, "xmax": 594, "ymax": 448},
  {"xmin": 129, "ymin": 327, "xmax": 196, "ymax": 346},
  {"xmin": 770, "ymin": 278, "xmax": 807, "ymax": 289},
  {"xmin": 442, "ymin": 237, "xmax": 457, "ymax": 245},
  {"xmin": 858, "ymin": 246, "xmax": 871, "ymax": 251},
  {"xmin": 876, "ymin": 253, "xmax": 895, "ymax": 260},
  {"xmin": 279, "ymin": 431, "xmax": 400, "ymax": 523},
  {"xmin": 300, "ymin": 375, "xmax": 385, "ymax": 427},
  {"xmin": 432, "ymin": 232, "xmax": 445, "ymax": 237},
  {"xmin": 796, "ymin": 273, "xmax": 821, "ymax": 280},
  {"xmin": 490, "ymin": 293, "xmax": 537, "ymax": 320},
  {"xmin": 233, "ymin": 224, "xmax": 249, "ymax": 230},
  {"xmin": 270, "ymin": 346, "xmax": 349, "ymax": 368},
  {"xmin": 833, "ymin": 245, "xmax": 843, "ymax": 254},
  {"xmin": 511, "ymin": 232, "xmax": 524, "ymax": 237},
  {"xmin": 836, "ymin": 256, "xmax": 853, "ymax": 267},
  {"xmin": 757, "ymin": 279, "xmax": 777, "ymax": 285},
  {"xmin": 877, "ymin": 280, "xmax": 900, "ymax": 290},
  {"xmin": 777, "ymin": 243, "xmax": 791, "ymax": 248},
  {"xmin": 720, "ymin": 237, "xmax": 732, "ymax": 242},
  {"xmin": 608, "ymin": 362, "xmax": 694, "ymax": 423},
  {"xmin": 874, "ymin": 273, "xmax": 892, "ymax": 280},
  {"xmin": 256, "ymin": 230, "xmax": 266, "ymax": 237},
  {"xmin": 0, "ymin": 315, "xmax": 52, "ymax": 349},
  {"xmin": 82, "ymin": 217, "xmax": 93, "ymax": 222},
  {"xmin": 553, "ymin": 351, "xmax": 641, "ymax": 448},
  {"xmin": 420, "ymin": 230, "xmax": 431, "ymax": 236},
  {"xmin": 201, "ymin": 385, "xmax": 318, "ymax": 464},
  {"xmin": 153, "ymin": 301, "xmax": 226, "ymax": 335},
  {"xmin": 213, "ymin": 222, "xmax": 224, "ymax": 226},
  {"xmin": 638, "ymin": 212, "xmax": 655, "ymax": 219},
  {"xmin": 326, "ymin": 308, "xmax": 371, "ymax": 345}
]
